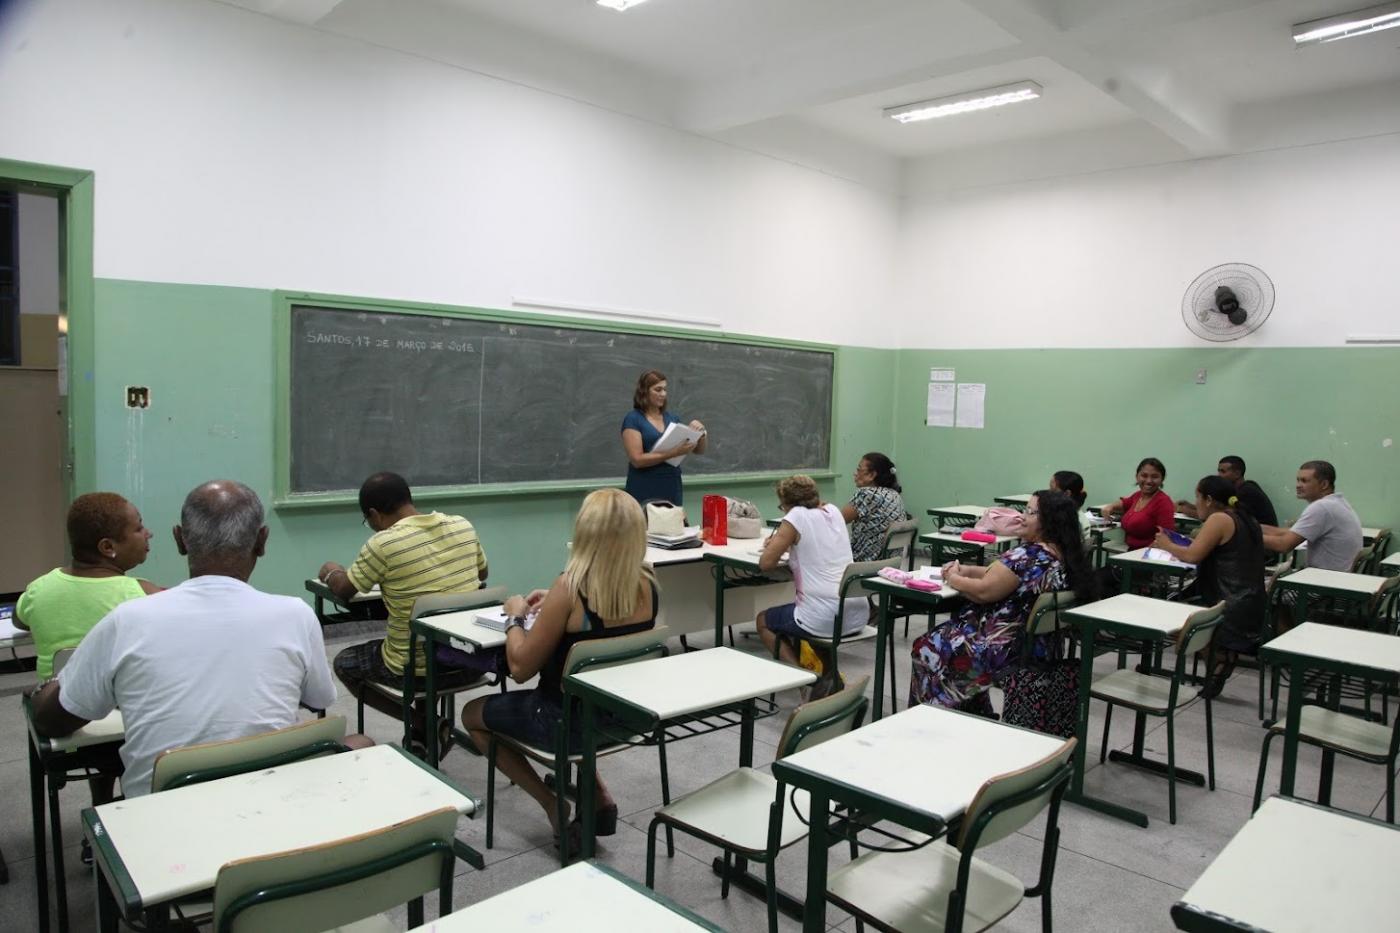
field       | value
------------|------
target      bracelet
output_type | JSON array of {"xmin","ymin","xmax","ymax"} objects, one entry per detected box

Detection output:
[{"xmin": 321, "ymin": 568, "xmax": 342, "ymax": 584}]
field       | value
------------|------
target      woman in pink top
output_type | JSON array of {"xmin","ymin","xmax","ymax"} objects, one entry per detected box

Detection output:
[{"xmin": 1100, "ymin": 457, "xmax": 1175, "ymax": 550}]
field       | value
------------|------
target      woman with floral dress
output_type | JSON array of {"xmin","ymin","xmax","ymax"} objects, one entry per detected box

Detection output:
[
  {"xmin": 909, "ymin": 490, "xmax": 1094, "ymax": 712},
  {"xmin": 840, "ymin": 452, "xmax": 907, "ymax": 562}
]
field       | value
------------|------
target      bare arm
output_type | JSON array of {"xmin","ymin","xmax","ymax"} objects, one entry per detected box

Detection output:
[
  {"xmin": 1154, "ymin": 512, "xmax": 1228, "ymax": 564},
  {"xmin": 759, "ymin": 521, "xmax": 798, "ymax": 573},
  {"xmin": 688, "ymin": 420, "xmax": 708, "ymax": 455},
  {"xmin": 501, "ymin": 576, "xmax": 573, "ymax": 683},
  {"xmin": 137, "ymin": 579, "xmax": 164, "ymax": 595},
  {"xmin": 1174, "ymin": 501, "xmax": 1199, "ymax": 519},
  {"xmin": 1260, "ymin": 526, "xmax": 1304, "ymax": 554},
  {"xmin": 1101, "ymin": 498, "xmax": 1125, "ymax": 518},
  {"xmin": 29, "ymin": 682, "xmax": 91, "ymax": 738},
  {"xmin": 945, "ymin": 560, "xmax": 1019, "ymax": 604},
  {"xmin": 622, "ymin": 428, "xmax": 694, "ymax": 469},
  {"xmin": 317, "ymin": 562, "xmax": 359, "ymax": 602},
  {"xmin": 840, "ymin": 503, "xmax": 858, "ymax": 523}
]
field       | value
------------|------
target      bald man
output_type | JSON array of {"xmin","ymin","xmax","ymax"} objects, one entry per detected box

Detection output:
[{"xmin": 30, "ymin": 480, "xmax": 364, "ymax": 797}]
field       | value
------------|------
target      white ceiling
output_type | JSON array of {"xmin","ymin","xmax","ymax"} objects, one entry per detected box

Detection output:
[{"xmin": 223, "ymin": 0, "xmax": 1400, "ymax": 187}]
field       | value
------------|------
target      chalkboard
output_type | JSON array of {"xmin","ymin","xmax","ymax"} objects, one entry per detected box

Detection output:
[{"xmin": 285, "ymin": 303, "xmax": 834, "ymax": 495}]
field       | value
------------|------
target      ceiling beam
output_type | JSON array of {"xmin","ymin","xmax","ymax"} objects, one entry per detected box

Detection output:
[{"xmin": 212, "ymin": 0, "xmax": 349, "ymax": 27}]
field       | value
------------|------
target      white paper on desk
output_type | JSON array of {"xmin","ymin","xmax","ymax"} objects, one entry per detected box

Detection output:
[
  {"xmin": 955, "ymin": 383, "xmax": 985, "ymax": 429},
  {"xmin": 655, "ymin": 422, "xmax": 706, "ymax": 467},
  {"xmin": 926, "ymin": 382, "xmax": 955, "ymax": 427},
  {"xmin": 474, "ymin": 607, "xmax": 538, "ymax": 632},
  {"xmin": 1143, "ymin": 548, "xmax": 1194, "ymax": 567},
  {"xmin": 0, "ymin": 613, "xmax": 22, "ymax": 641},
  {"xmin": 913, "ymin": 566, "xmax": 943, "ymax": 582}
]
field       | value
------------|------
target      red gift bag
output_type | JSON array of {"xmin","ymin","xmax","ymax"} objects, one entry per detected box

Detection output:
[{"xmin": 702, "ymin": 494, "xmax": 728, "ymax": 545}]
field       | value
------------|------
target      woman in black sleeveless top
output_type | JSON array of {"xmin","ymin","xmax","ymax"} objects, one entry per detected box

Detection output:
[
  {"xmin": 1153, "ymin": 475, "xmax": 1267, "ymax": 698},
  {"xmin": 462, "ymin": 488, "xmax": 658, "ymax": 846}
]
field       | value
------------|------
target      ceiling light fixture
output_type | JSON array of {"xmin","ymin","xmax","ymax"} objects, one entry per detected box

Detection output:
[
  {"xmin": 596, "ymin": 0, "xmax": 652, "ymax": 10},
  {"xmin": 884, "ymin": 81, "xmax": 1043, "ymax": 124},
  {"xmin": 1292, "ymin": 2, "xmax": 1400, "ymax": 46}
]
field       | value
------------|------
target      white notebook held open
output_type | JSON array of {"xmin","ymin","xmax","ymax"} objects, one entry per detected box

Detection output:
[{"xmin": 654, "ymin": 422, "xmax": 706, "ymax": 467}]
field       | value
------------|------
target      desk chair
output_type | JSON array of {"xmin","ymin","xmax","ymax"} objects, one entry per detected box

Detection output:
[
  {"xmin": 769, "ymin": 560, "xmax": 896, "ymax": 695},
  {"xmin": 486, "ymin": 627, "xmax": 673, "ymax": 865},
  {"xmin": 1089, "ymin": 602, "xmax": 1224, "ymax": 824},
  {"xmin": 359, "ymin": 587, "xmax": 507, "ymax": 752},
  {"xmin": 151, "ymin": 715, "xmax": 351, "ymax": 792},
  {"xmin": 645, "ymin": 677, "xmax": 869, "ymax": 933},
  {"xmin": 827, "ymin": 737, "xmax": 1077, "ymax": 933},
  {"xmin": 212, "ymin": 806, "xmax": 459, "ymax": 932}
]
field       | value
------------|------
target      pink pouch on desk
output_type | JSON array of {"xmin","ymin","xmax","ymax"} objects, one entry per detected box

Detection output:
[
  {"xmin": 906, "ymin": 578, "xmax": 942, "ymax": 592},
  {"xmin": 877, "ymin": 567, "xmax": 913, "ymax": 584},
  {"xmin": 960, "ymin": 530, "xmax": 998, "ymax": 544}
]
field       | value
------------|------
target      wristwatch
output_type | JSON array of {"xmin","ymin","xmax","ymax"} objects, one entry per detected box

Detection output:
[{"xmin": 506, "ymin": 616, "xmax": 527, "ymax": 632}]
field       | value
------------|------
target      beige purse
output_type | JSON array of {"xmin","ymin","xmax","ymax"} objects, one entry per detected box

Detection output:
[{"xmin": 644, "ymin": 500, "xmax": 687, "ymax": 537}]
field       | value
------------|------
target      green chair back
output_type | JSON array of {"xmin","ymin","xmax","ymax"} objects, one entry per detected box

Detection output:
[
  {"xmin": 411, "ymin": 586, "xmax": 508, "ymax": 620},
  {"xmin": 775, "ymin": 675, "xmax": 870, "ymax": 758},
  {"xmin": 880, "ymin": 520, "xmax": 921, "ymax": 571},
  {"xmin": 563, "ymin": 625, "xmax": 670, "ymax": 678},
  {"xmin": 212, "ymin": 806, "xmax": 458, "ymax": 933},
  {"xmin": 1176, "ymin": 602, "xmax": 1225, "ymax": 657},
  {"xmin": 151, "ymin": 716, "xmax": 349, "ymax": 794},
  {"xmin": 957, "ymin": 737, "xmax": 1076, "ymax": 849},
  {"xmin": 1351, "ymin": 542, "xmax": 1378, "ymax": 575},
  {"xmin": 839, "ymin": 559, "xmax": 900, "ymax": 602}
]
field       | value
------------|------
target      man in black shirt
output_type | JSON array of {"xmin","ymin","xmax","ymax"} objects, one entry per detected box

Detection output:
[{"xmin": 1177, "ymin": 455, "xmax": 1278, "ymax": 526}]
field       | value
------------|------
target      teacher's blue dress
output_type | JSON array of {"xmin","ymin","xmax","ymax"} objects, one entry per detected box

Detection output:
[{"xmin": 622, "ymin": 409, "xmax": 685, "ymax": 505}]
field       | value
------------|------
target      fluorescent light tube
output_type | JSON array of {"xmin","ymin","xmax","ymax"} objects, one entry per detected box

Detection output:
[
  {"xmin": 884, "ymin": 81, "xmax": 1042, "ymax": 124},
  {"xmin": 596, "ymin": 0, "xmax": 652, "ymax": 10},
  {"xmin": 1293, "ymin": 2, "xmax": 1400, "ymax": 45}
]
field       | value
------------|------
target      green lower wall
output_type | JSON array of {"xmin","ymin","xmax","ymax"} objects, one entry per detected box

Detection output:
[
  {"xmin": 890, "ymin": 348, "xmax": 1400, "ymax": 534},
  {"xmin": 90, "ymin": 280, "xmax": 897, "ymax": 599}
]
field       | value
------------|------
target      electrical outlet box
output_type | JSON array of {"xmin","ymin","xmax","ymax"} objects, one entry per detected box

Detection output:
[
  {"xmin": 126, "ymin": 386, "xmax": 150, "ymax": 409},
  {"xmin": 1195, "ymin": 369, "xmax": 1207, "ymax": 385}
]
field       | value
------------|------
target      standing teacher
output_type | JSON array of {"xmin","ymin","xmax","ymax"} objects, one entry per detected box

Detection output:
[{"xmin": 620, "ymin": 369, "xmax": 707, "ymax": 506}]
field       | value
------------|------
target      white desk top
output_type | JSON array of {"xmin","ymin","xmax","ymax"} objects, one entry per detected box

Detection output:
[
  {"xmin": 49, "ymin": 710, "xmax": 125, "ymax": 754},
  {"xmin": 644, "ymin": 540, "xmax": 774, "ymax": 568},
  {"xmin": 1277, "ymin": 566, "xmax": 1391, "ymax": 595},
  {"xmin": 778, "ymin": 705, "xmax": 1066, "ymax": 822},
  {"xmin": 995, "ymin": 494, "xmax": 1032, "ymax": 504},
  {"xmin": 1066, "ymin": 594, "xmax": 1199, "ymax": 636},
  {"xmin": 863, "ymin": 575, "xmax": 962, "ymax": 601},
  {"xmin": 921, "ymin": 531, "xmax": 1019, "ymax": 546},
  {"xmin": 1111, "ymin": 547, "xmax": 1196, "ymax": 570},
  {"xmin": 415, "ymin": 608, "xmax": 507, "ymax": 650},
  {"xmin": 93, "ymin": 745, "xmax": 474, "ymax": 906},
  {"xmin": 1260, "ymin": 622, "xmax": 1400, "ymax": 676},
  {"xmin": 1177, "ymin": 797, "xmax": 1400, "ymax": 933},
  {"xmin": 406, "ymin": 862, "xmax": 715, "ymax": 932},
  {"xmin": 927, "ymin": 505, "xmax": 987, "ymax": 519},
  {"xmin": 569, "ymin": 647, "xmax": 814, "ymax": 720},
  {"xmin": 1363, "ymin": 525, "xmax": 1384, "ymax": 540},
  {"xmin": 1383, "ymin": 551, "xmax": 1400, "ymax": 569},
  {"xmin": 305, "ymin": 578, "xmax": 382, "ymax": 602}
]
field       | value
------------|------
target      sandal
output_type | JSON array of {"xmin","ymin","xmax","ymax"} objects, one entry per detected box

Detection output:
[
  {"xmin": 578, "ymin": 803, "xmax": 619, "ymax": 837},
  {"xmin": 1199, "ymin": 656, "xmax": 1237, "ymax": 700}
]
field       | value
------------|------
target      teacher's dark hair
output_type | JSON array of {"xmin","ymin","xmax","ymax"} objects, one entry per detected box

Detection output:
[
  {"xmin": 1033, "ymin": 489, "xmax": 1096, "ymax": 602},
  {"xmin": 862, "ymin": 452, "xmax": 901, "ymax": 492},
  {"xmin": 1135, "ymin": 457, "xmax": 1167, "ymax": 479},
  {"xmin": 359, "ymin": 471, "xmax": 413, "ymax": 517},
  {"xmin": 1051, "ymin": 470, "xmax": 1087, "ymax": 508},
  {"xmin": 633, "ymin": 370, "xmax": 667, "ymax": 412}
]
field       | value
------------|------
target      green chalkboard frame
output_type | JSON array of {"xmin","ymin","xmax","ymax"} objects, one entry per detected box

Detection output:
[{"xmin": 273, "ymin": 290, "xmax": 839, "ymax": 507}]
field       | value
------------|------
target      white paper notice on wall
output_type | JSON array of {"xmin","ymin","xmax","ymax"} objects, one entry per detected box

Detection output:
[
  {"xmin": 955, "ymin": 383, "xmax": 986, "ymax": 429},
  {"xmin": 926, "ymin": 382, "xmax": 955, "ymax": 427},
  {"xmin": 929, "ymin": 368, "xmax": 955, "ymax": 382}
]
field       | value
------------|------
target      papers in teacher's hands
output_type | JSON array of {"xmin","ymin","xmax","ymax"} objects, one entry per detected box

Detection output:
[
  {"xmin": 475, "ymin": 607, "xmax": 538, "ymax": 633},
  {"xmin": 655, "ymin": 422, "xmax": 706, "ymax": 467}
]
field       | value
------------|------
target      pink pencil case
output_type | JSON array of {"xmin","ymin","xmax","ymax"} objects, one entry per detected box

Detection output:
[
  {"xmin": 877, "ymin": 567, "xmax": 912, "ymax": 583},
  {"xmin": 960, "ymin": 530, "xmax": 997, "ymax": 543},
  {"xmin": 906, "ymin": 578, "xmax": 941, "ymax": 592}
]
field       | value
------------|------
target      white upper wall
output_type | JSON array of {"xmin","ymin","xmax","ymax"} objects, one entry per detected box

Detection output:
[
  {"xmin": 895, "ymin": 131, "xmax": 1400, "ymax": 348},
  {"xmin": 0, "ymin": 0, "xmax": 902, "ymax": 347}
]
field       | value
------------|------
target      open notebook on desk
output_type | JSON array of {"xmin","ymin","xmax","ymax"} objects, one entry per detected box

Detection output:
[{"xmin": 474, "ymin": 606, "xmax": 538, "ymax": 633}]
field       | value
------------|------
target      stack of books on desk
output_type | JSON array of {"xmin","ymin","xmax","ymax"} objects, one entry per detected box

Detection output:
[
  {"xmin": 647, "ymin": 527, "xmax": 703, "ymax": 550},
  {"xmin": 475, "ymin": 607, "xmax": 537, "ymax": 632}
]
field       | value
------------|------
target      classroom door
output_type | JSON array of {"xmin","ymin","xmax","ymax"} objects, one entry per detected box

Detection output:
[{"xmin": 0, "ymin": 187, "xmax": 67, "ymax": 592}]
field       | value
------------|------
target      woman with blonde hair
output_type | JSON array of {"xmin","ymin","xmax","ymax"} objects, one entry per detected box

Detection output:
[{"xmin": 461, "ymin": 488, "xmax": 658, "ymax": 846}]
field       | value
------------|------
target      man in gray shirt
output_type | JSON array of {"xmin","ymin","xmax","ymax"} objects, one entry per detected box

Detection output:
[{"xmin": 1261, "ymin": 460, "xmax": 1363, "ymax": 571}]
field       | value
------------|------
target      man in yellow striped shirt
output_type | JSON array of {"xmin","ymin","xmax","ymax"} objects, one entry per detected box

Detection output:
[{"xmin": 318, "ymin": 472, "xmax": 488, "ymax": 752}]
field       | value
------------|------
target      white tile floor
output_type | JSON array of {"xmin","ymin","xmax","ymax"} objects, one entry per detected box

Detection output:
[{"xmin": 2, "ymin": 621, "xmax": 1395, "ymax": 932}]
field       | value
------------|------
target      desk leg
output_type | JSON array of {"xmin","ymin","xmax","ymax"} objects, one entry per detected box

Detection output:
[
  {"xmin": 48, "ymin": 777, "xmax": 69, "ymax": 933},
  {"xmin": 94, "ymin": 863, "xmax": 118, "ymax": 933},
  {"xmin": 424, "ymin": 632, "xmax": 440, "ymax": 768},
  {"xmin": 1318, "ymin": 673, "xmax": 1340, "ymax": 806},
  {"xmin": 873, "ymin": 593, "xmax": 890, "ymax": 721},
  {"xmin": 29, "ymin": 738, "xmax": 49, "ymax": 933},
  {"xmin": 1121, "ymin": 566, "xmax": 1134, "ymax": 593},
  {"xmin": 800, "ymin": 792, "xmax": 831, "ymax": 933},
  {"xmin": 1065, "ymin": 625, "xmax": 1150, "ymax": 827},
  {"xmin": 739, "ymin": 700, "xmax": 755, "ymax": 769},
  {"xmin": 712, "ymin": 565, "xmax": 726, "ymax": 649},
  {"xmin": 578, "ymin": 698, "xmax": 598, "ymax": 862},
  {"xmin": 1279, "ymin": 661, "xmax": 1304, "ymax": 797}
]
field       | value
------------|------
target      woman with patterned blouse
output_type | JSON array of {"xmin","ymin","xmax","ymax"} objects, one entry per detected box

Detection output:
[
  {"xmin": 909, "ymin": 490, "xmax": 1095, "ymax": 712},
  {"xmin": 839, "ymin": 452, "xmax": 906, "ymax": 562}
]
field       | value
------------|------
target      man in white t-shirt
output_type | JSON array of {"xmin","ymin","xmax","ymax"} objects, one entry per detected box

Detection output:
[
  {"xmin": 1261, "ymin": 460, "xmax": 1363, "ymax": 572},
  {"xmin": 30, "ymin": 480, "xmax": 357, "ymax": 797}
]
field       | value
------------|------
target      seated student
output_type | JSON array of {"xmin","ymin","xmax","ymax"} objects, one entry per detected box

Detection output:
[
  {"xmin": 29, "ymin": 481, "xmax": 359, "ymax": 797},
  {"xmin": 461, "ymin": 489, "xmax": 656, "ymax": 846},
  {"xmin": 1176, "ymin": 456, "xmax": 1278, "ymax": 526},
  {"xmin": 1100, "ymin": 457, "xmax": 1175, "ymax": 550},
  {"xmin": 1260, "ymin": 459, "xmax": 1363, "ymax": 571},
  {"xmin": 1153, "ymin": 475, "xmax": 1267, "ymax": 698},
  {"xmin": 840, "ymin": 452, "xmax": 907, "ymax": 562},
  {"xmin": 1049, "ymin": 469, "xmax": 1092, "ymax": 532},
  {"xmin": 911, "ymin": 491, "xmax": 1092, "ymax": 713},
  {"xmin": 319, "ymin": 471, "xmax": 490, "ymax": 756},
  {"xmin": 756, "ymin": 474, "xmax": 868, "ymax": 688}
]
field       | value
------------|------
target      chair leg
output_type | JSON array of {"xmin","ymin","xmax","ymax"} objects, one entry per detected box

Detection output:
[
  {"xmin": 1205, "ymin": 697, "xmax": 1216, "ymax": 791},
  {"xmin": 888, "ymin": 627, "xmax": 899, "ymax": 714},
  {"xmin": 1387, "ymin": 758, "xmax": 1396, "ymax": 824},
  {"xmin": 645, "ymin": 817, "xmax": 660, "ymax": 887},
  {"xmin": 720, "ymin": 851, "xmax": 733, "ymax": 899},
  {"xmin": 764, "ymin": 858, "xmax": 779, "ymax": 933},
  {"xmin": 357, "ymin": 694, "xmax": 365, "ymax": 734},
  {"xmin": 1166, "ymin": 711, "xmax": 1178, "ymax": 825},
  {"xmin": 485, "ymin": 738, "xmax": 497, "ymax": 849},
  {"xmin": 1252, "ymin": 730, "xmax": 1277, "ymax": 813},
  {"xmin": 656, "ymin": 728, "xmax": 674, "ymax": 856},
  {"xmin": 1099, "ymin": 702, "xmax": 1113, "ymax": 763}
]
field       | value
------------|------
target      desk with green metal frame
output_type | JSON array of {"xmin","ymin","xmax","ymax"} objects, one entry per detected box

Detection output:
[
  {"xmin": 406, "ymin": 860, "xmax": 723, "ymax": 932},
  {"xmin": 84, "ymin": 744, "xmax": 480, "ymax": 933},
  {"xmin": 772, "ymin": 704, "xmax": 1067, "ymax": 933},
  {"xmin": 1256, "ymin": 622, "xmax": 1400, "ymax": 805},
  {"xmin": 303, "ymin": 577, "xmax": 386, "ymax": 627},
  {"xmin": 1269, "ymin": 566, "xmax": 1393, "ymax": 630},
  {"xmin": 1383, "ymin": 552, "xmax": 1400, "ymax": 577},
  {"xmin": 1108, "ymin": 547, "xmax": 1196, "ymax": 594},
  {"xmin": 1172, "ymin": 795, "xmax": 1400, "ymax": 933},
  {"xmin": 919, "ymin": 531, "xmax": 1018, "ymax": 567},
  {"xmin": 861, "ymin": 575, "xmax": 964, "ymax": 721},
  {"xmin": 408, "ymin": 607, "xmax": 508, "ymax": 767},
  {"xmin": 566, "ymin": 648, "xmax": 814, "ymax": 868},
  {"xmin": 993, "ymin": 493, "xmax": 1032, "ymax": 509},
  {"xmin": 701, "ymin": 547, "xmax": 792, "ymax": 648},
  {"xmin": 1063, "ymin": 594, "xmax": 1205, "ymax": 827},
  {"xmin": 25, "ymin": 698, "xmax": 124, "ymax": 933}
]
